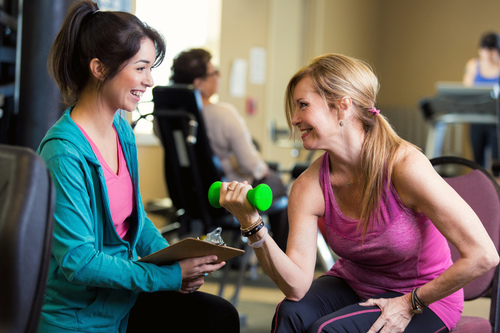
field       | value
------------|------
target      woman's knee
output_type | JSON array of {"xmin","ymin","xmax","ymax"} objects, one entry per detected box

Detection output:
[{"xmin": 272, "ymin": 298, "xmax": 314, "ymax": 332}]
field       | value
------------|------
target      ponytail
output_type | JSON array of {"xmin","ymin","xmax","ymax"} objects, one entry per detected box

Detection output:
[
  {"xmin": 48, "ymin": 0, "xmax": 98, "ymax": 106},
  {"xmin": 48, "ymin": 0, "xmax": 166, "ymax": 108},
  {"xmin": 359, "ymin": 114, "xmax": 403, "ymax": 236}
]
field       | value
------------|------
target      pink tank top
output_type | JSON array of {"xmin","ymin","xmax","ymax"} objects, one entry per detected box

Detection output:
[
  {"xmin": 320, "ymin": 152, "xmax": 463, "ymax": 330},
  {"xmin": 78, "ymin": 125, "xmax": 133, "ymax": 241}
]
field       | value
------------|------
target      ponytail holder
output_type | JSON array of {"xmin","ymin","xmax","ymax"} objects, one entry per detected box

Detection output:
[{"xmin": 368, "ymin": 107, "xmax": 380, "ymax": 116}]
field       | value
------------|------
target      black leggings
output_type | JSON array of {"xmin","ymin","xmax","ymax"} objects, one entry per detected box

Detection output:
[
  {"xmin": 470, "ymin": 124, "xmax": 498, "ymax": 169},
  {"xmin": 127, "ymin": 290, "xmax": 240, "ymax": 332},
  {"xmin": 271, "ymin": 276, "xmax": 448, "ymax": 333}
]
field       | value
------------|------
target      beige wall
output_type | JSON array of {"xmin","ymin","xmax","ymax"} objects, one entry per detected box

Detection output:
[
  {"xmin": 376, "ymin": 0, "xmax": 500, "ymax": 108},
  {"xmin": 216, "ymin": 0, "xmax": 500, "ymax": 151},
  {"xmin": 313, "ymin": 0, "xmax": 381, "ymax": 64},
  {"xmin": 218, "ymin": 0, "xmax": 308, "ymax": 167},
  {"xmin": 136, "ymin": 143, "xmax": 167, "ymax": 227},
  {"xmin": 138, "ymin": 0, "xmax": 500, "ymax": 211},
  {"xmin": 218, "ymin": 0, "xmax": 269, "ymax": 147}
]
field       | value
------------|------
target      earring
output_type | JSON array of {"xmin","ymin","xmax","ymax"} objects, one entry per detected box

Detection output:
[{"xmin": 339, "ymin": 120, "xmax": 344, "ymax": 127}]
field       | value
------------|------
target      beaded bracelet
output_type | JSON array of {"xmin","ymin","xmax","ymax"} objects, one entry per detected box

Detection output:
[
  {"xmin": 248, "ymin": 226, "xmax": 268, "ymax": 248},
  {"xmin": 240, "ymin": 216, "xmax": 263, "ymax": 233},
  {"xmin": 242, "ymin": 220, "xmax": 264, "ymax": 237}
]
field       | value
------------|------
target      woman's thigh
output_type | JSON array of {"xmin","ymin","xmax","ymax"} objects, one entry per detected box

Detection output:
[
  {"xmin": 308, "ymin": 292, "xmax": 448, "ymax": 333},
  {"xmin": 127, "ymin": 290, "xmax": 239, "ymax": 333},
  {"xmin": 272, "ymin": 276, "xmax": 360, "ymax": 333}
]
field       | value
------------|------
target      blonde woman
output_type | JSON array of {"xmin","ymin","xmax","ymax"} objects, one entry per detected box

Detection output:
[{"xmin": 220, "ymin": 53, "xmax": 498, "ymax": 332}]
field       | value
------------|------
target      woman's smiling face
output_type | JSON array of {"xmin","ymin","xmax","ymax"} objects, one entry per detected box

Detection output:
[
  {"xmin": 291, "ymin": 76, "xmax": 339, "ymax": 150},
  {"xmin": 100, "ymin": 38, "xmax": 156, "ymax": 112}
]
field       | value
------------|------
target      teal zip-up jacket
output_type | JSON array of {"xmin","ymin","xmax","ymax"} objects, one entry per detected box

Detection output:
[{"xmin": 36, "ymin": 108, "xmax": 182, "ymax": 332}]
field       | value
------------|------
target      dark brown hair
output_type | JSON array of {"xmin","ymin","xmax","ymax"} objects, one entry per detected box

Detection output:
[
  {"xmin": 479, "ymin": 31, "xmax": 500, "ymax": 53},
  {"xmin": 48, "ymin": 0, "xmax": 166, "ymax": 107},
  {"xmin": 170, "ymin": 48, "xmax": 212, "ymax": 84}
]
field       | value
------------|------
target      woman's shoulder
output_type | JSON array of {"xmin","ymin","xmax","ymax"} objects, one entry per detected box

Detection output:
[
  {"xmin": 206, "ymin": 102, "xmax": 247, "ymax": 130},
  {"xmin": 38, "ymin": 118, "xmax": 89, "ymax": 162},
  {"xmin": 39, "ymin": 138, "xmax": 81, "ymax": 161},
  {"xmin": 391, "ymin": 143, "xmax": 438, "ymax": 200},
  {"xmin": 207, "ymin": 101, "xmax": 238, "ymax": 113},
  {"xmin": 393, "ymin": 143, "xmax": 429, "ymax": 174},
  {"xmin": 289, "ymin": 155, "xmax": 325, "ymax": 216},
  {"xmin": 464, "ymin": 57, "xmax": 479, "ymax": 72},
  {"xmin": 293, "ymin": 155, "xmax": 324, "ymax": 191}
]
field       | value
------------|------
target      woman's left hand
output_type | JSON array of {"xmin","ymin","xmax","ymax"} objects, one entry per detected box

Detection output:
[
  {"xmin": 179, "ymin": 275, "xmax": 205, "ymax": 294},
  {"xmin": 177, "ymin": 255, "xmax": 226, "ymax": 294},
  {"xmin": 360, "ymin": 294, "xmax": 413, "ymax": 333}
]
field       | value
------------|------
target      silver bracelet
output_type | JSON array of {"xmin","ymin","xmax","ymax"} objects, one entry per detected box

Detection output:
[{"xmin": 248, "ymin": 226, "xmax": 268, "ymax": 248}]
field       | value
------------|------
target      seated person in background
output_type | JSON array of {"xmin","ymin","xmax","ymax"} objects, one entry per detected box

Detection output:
[
  {"xmin": 36, "ymin": 1, "xmax": 238, "ymax": 332},
  {"xmin": 463, "ymin": 31, "xmax": 500, "ymax": 169},
  {"xmin": 170, "ymin": 48, "xmax": 288, "ymax": 251},
  {"xmin": 219, "ymin": 53, "xmax": 499, "ymax": 332}
]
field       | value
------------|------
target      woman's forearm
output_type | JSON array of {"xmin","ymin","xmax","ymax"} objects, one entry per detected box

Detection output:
[
  {"xmin": 417, "ymin": 248, "xmax": 498, "ymax": 306},
  {"xmin": 247, "ymin": 228, "xmax": 316, "ymax": 301}
]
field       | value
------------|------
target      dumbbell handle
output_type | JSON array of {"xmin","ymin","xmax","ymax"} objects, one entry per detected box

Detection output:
[{"xmin": 208, "ymin": 181, "xmax": 273, "ymax": 211}]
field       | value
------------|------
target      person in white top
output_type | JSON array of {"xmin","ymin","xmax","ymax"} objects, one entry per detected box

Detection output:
[{"xmin": 170, "ymin": 48, "xmax": 289, "ymax": 251}]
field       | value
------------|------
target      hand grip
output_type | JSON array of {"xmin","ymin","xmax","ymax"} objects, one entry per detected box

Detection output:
[{"xmin": 208, "ymin": 181, "xmax": 273, "ymax": 211}]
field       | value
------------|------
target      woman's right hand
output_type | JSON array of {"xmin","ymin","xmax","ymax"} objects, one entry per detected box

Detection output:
[
  {"xmin": 219, "ymin": 181, "xmax": 260, "ymax": 228},
  {"xmin": 177, "ymin": 255, "xmax": 225, "ymax": 294}
]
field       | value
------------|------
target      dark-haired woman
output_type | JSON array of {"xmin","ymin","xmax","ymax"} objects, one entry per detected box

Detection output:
[{"xmin": 36, "ymin": 1, "xmax": 239, "ymax": 332}]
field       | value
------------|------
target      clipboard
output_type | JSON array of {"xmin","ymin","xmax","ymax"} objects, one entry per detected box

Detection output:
[{"xmin": 138, "ymin": 237, "xmax": 245, "ymax": 265}]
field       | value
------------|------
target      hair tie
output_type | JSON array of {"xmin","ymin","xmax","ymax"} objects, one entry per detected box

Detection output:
[{"xmin": 368, "ymin": 107, "xmax": 380, "ymax": 116}]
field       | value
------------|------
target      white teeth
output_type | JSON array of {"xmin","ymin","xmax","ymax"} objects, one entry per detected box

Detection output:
[{"xmin": 131, "ymin": 91, "xmax": 143, "ymax": 98}]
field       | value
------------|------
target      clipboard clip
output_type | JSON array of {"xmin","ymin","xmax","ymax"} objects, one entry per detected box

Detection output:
[{"xmin": 203, "ymin": 227, "xmax": 226, "ymax": 246}]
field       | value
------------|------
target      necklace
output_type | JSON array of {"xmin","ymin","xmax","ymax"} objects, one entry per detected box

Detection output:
[{"xmin": 335, "ymin": 172, "xmax": 351, "ymax": 188}]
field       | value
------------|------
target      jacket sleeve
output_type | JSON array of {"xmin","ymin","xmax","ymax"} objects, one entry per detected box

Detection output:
[
  {"xmin": 40, "ymin": 141, "xmax": 182, "ymax": 293},
  {"xmin": 135, "ymin": 214, "xmax": 169, "ymax": 257}
]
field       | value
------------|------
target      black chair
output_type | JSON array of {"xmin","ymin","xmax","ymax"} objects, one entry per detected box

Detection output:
[
  {"xmin": 153, "ymin": 84, "xmax": 281, "ymax": 306},
  {"xmin": 152, "ymin": 85, "xmax": 235, "ymax": 235},
  {"xmin": 0, "ymin": 144, "xmax": 55, "ymax": 333},
  {"xmin": 431, "ymin": 156, "xmax": 500, "ymax": 332}
]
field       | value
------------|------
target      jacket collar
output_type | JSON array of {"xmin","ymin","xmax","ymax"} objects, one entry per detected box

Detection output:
[{"xmin": 38, "ymin": 107, "xmax": 135, "ymax": 166}]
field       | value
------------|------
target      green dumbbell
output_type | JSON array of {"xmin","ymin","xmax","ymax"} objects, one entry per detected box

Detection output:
[{"xmin": 208, "ymin": 181, "xmax": 273, "ymax": 211}]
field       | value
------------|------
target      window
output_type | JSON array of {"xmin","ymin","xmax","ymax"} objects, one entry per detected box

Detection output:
[
  {"xmin": 133, "ymin": 0, "xmax": 221, "ymax": 134},
  {"xmin": 97, "ymin": 0, "xmax": 131, "ymax": 11}
]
